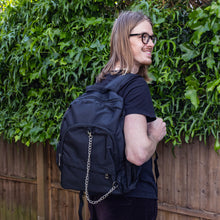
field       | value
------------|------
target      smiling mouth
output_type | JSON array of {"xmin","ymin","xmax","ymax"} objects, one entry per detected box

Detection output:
[{"xmin": 146, "ymin": 52, "xmax": 152, "ymax": 57}]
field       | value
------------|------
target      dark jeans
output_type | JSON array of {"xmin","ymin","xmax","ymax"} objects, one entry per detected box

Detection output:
[{"xmin": 88, "ymin": 195, "xmax": 157, "ymax": 220}]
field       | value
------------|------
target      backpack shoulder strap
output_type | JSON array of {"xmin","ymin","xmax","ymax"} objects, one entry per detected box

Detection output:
[
  {"xmin": 154, "ymin": 151, "xmax": 159, "ymax": 180},
  {"xmin": 78, "ymin": 191, "xmax": 84, "ymax": 220},
  {"xmin": 105, "ymin": 73, "xmax": 137, "ymax": 93}
]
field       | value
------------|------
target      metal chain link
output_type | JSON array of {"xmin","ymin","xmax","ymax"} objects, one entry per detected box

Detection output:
[{"xmin": 85, "ymin": 131, "xmax": 118, "ymax": 205}]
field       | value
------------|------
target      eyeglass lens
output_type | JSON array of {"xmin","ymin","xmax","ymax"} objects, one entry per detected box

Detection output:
[{"xmin": 142, "ymin": 33, "xmax": 156, "ymax": 44}]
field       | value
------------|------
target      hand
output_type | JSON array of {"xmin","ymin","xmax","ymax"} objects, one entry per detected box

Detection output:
[{"xmin": 147, "ymin": 118, "xmax": 166, "ymax": 144}]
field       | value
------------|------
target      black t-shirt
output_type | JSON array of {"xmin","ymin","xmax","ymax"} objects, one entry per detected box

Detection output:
[{"xmin": 97, "ymin": 73, "xmax": 158, "ymax": 199}]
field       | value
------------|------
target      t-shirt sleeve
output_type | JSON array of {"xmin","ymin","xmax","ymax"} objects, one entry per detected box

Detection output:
[{"xmin": 119, "ymin": 76, "xmax": 156, "ymax": 122}]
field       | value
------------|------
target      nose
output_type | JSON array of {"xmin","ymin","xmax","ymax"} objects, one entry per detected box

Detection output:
[{"xmin": 148, "ymin": 38, "xmax": 155, "ymax": 46}]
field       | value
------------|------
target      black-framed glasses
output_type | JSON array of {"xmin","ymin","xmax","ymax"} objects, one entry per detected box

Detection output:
[{"xmin": 129, "ymin": 33, "xmax": 157, "ymax": 45}]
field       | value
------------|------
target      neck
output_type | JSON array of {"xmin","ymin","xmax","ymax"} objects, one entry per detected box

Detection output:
[{"xmin": 114, "ymin": 62, "xmax": 139, "ymax": 74}]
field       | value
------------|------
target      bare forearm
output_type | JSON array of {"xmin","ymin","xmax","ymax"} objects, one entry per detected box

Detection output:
[{"xmin": 124, "ymin": 115, "xmax": 166, "ymax": 166}]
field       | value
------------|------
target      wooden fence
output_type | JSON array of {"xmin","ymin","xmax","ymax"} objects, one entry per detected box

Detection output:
[{"xmin": 0, "ymin": 136, "xmax": 220, "ymax": 220}]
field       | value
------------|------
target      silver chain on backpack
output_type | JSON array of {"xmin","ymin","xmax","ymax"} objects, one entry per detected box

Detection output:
[{"xmin": 85, "ymin": 131, "xmax": 118, "ymax": 204}]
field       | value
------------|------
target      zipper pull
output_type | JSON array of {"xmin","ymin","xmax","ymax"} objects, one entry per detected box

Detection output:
[{"xmin": 58, "ymin": 153, "xmax": 61, "ymax": 167}]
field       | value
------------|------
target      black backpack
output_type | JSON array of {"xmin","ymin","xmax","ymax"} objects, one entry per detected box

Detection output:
[{"xmin": 56, "ymin": 74, "xmax": 142, "ymax": 205}]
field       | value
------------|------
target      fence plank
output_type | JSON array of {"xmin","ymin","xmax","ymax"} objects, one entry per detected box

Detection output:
[
  {"xmin": 207, "ymin": 137, "xmax": 220, "ymax": 213},
  {"xmin": 187, "ymin": 139, "xmax": 200, "ymax": 209},
  {"xmin": 36, "ymin": 144, "xmax": 48, "ymax": 220},
  {"xmin": 199, "ymin": 139, "xmax": 210, "ymax": 212},
  {"xmin": 174, "ymin": 143, "xmax": 188, "ymax": 207}
]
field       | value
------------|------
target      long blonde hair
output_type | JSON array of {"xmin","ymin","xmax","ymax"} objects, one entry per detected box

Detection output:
[{"xmin": 97, "ymin": 11, "xmax": 152, "ymax": 82}]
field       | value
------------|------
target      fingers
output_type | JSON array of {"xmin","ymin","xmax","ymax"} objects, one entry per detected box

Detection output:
[
  {"xmin": 148, "ymin": 117, "xmax": 167, "ymax": 142},
  {"xmin": 161, "ymin": 120, "xmax": 167, "ymax": 138}
]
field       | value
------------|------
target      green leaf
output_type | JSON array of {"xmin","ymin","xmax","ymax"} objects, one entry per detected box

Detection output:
[
  {"xmin": 14, "ymin": 135, "xmax": 20, "ymax": 142},
  {"xmin": 211, "ymin": 35, "xmax": 220, "ymax": 52},
  {"xmin": 206, "ymin": 55, "xmax": 215, "ymax": 69},
  {"xmin": 217, "ymin": 85, "xmax": 220, "ymax": 93},
  {"xmin": 191, "ymin": 23, "xmax": 209, "ymax": 45},
  {"xmin": 214, "ymin": 135, "xmax": 220, "ymax": 153},
  {"xmin": 206, "ymin": 78, "xmax": 220, "ymax": 92},
  {"xmin": 180, "ymin": 43, "xmax": 199, "ymax": 61},
  {"xmin": 185, "ymin": 87, "xmax": 200, "ymax": 109},
  {"xmin": 210, "ymin": 1, "xmax": 220, "ymax": 18},
  {"xmin": 58, "ymin": 41, "xmax": 71, "ymax": 50},
  {"xmin": 84, "ymin": 17, "xmax": 104, "ymax": 28}
]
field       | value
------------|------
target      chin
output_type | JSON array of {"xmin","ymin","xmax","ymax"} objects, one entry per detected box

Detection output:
[{"xmin": 144, "ymin": 59, "xmax": 152, "ymax": 65}]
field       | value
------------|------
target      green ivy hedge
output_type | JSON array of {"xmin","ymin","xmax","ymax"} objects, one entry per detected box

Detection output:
[{"xmin": 0, "ymin": 0, "xmax": 219, "ymax": 151}]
